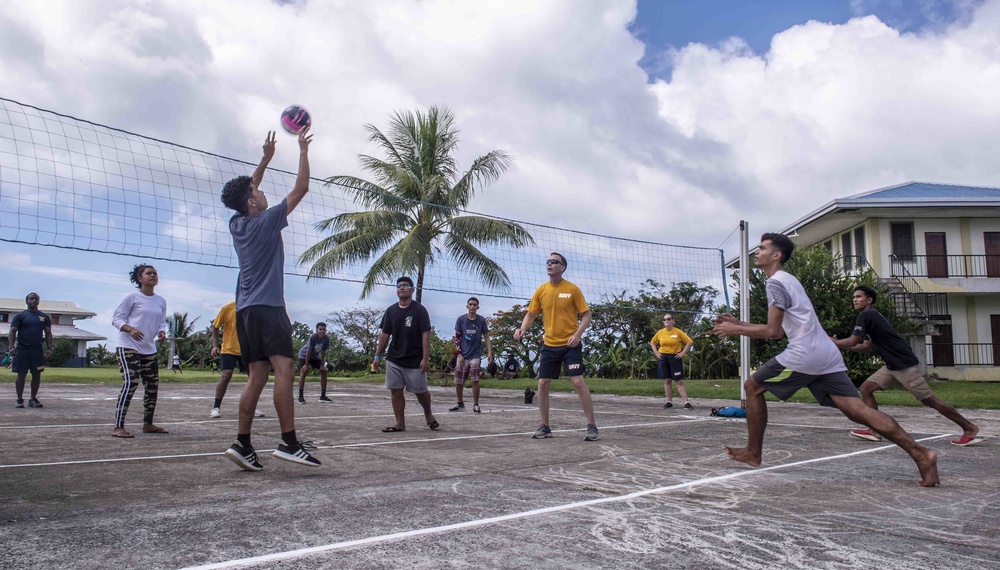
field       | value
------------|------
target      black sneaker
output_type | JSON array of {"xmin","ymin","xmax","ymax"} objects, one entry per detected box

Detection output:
[
  {"xmin": 531, "ymin": 425, "xmax": 552, "ymax": 439},
  {"xmin": 683, "ymin": 402, "xmax": 693, "ymax": 410},
  {"xmin": 449, "ymin": 403, "xmax": 465, "ymax": 412},
  {"xmin": 318, "ymin": 395, "xmax": 332, "ymax": 402},
  {"xmin": 274, "ymin": 440, "xmax": 321, "ymax": 466},
  {"xmin": 473, "ymin": 404, "xmax": 481, "ymax": 414},
  {"xmin": 28, "ymin": 398, "xmax": 42, "ymax": 408},
  {"xmin": 584, "ymin": 424, "xmax": 599, "ymax": 441},
  {"xmin": 663, "ymin": 402, "xmax": 673, "ymax": 409},
  {"xmin": 297, "ymin": 394, "xmax": 306, "ymax": 404},
  {"xmin": 224, "ymin": 442, "xmax": 263, "ymax": 471},
  {"xmin": 15, "ymin": 399, "xmax": 24, "ymax": 409}
]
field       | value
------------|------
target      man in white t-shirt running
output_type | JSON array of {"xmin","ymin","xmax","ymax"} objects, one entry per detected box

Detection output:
[{"xmin": 712, "ymin": 232, "xmax": 939, "ymax": 487}]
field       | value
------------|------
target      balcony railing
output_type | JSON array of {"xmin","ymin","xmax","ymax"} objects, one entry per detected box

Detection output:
[
  {"xmin": 891, "ymin": 254, "xmax": 1000, "ymax": 278},
  {"xmin": 926, "ymin": 343, "xmax": 1000, "ymax": 367}
]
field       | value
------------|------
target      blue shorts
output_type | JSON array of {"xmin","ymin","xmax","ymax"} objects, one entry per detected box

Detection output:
[
  {"xmin": 12, "ymin": 347, "xmax": 45, "ymax": 375},
  {"xmin": 220, "ymin": 354, "xmax": 247, "ymax": 373},
  {"xmin": 657, "ymin": 354, "xmax": 684, "ymax": 380},
  {"xmin": 537, "ymin": 345, "xmax": 585, "ymax": 379}
]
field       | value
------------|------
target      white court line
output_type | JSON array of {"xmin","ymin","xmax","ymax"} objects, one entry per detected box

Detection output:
[
  {"xmin": 180, "ymin": 434, "xmax": 952, "ymax": 570},
  {"xmin": 0, "ymin": 419, "xmax": 709, "ymax": 469},
  {"xmin": 0, "ymin": 408, "xmax": 537, "ymax": 431}
]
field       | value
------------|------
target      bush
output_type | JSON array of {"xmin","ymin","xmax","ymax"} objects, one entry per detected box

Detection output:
[{"xmin": 48, "ymin": 337, "xmax": 78, "ymax": 367}]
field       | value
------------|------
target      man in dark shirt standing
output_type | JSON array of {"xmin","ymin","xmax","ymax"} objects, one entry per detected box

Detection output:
[
  {"xmin": 8, "ymin": 292, "xmax": 53, "ymax": 408},
  {"xmin": 220, "ymin": 129, "xmax": 320, "ymax": 471},
  {"xmin": 833, "ymin": 286, "xmax": 981, "ymax": 446},
  {"xmin": 371, "ymin": 276, "xmax": 439, "ymax": 433}
]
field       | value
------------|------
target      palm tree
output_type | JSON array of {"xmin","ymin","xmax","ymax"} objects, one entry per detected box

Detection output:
[
  {"xmin": 301, "ymin": 106, "xmax": 534, "ymax": 302},
  {"xmin": 168, "ymin": 312, "xmax": 199, "ymax": 348}
]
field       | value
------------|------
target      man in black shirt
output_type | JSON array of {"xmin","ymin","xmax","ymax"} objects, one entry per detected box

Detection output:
[
  {"xmin": 8, "ymin": 292, "xmax": 53, "ymax": 408},
  {"xmin": 833, "ymin": 286, "xmax": 981, "ymax": 446},
  {"xmin": 371, "ymin": 276, "xmax": 439, "ymax": 433}
]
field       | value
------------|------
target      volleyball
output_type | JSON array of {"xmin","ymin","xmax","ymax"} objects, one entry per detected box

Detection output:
[{"xmin": 280, "ymin": 105, "xmax": 312, "ymax": 135}]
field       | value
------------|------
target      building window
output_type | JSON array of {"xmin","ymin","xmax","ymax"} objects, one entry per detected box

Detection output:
[
  {"xmin": 823, "ymin": 240, "xmax": 833, "ymax": 252},
  {"xmin": 841, "ymin": 232, "xmax": 853, "ymax": 270},
  {"xmin": 0, "ymin": 313, "xmax": 8, "ymax": 322},
  {"xmin": 854, "ymin": 226, "xmax": 866, "ymax": 265},
  {"xmin": 891, "ymin": 222, "xmax": 915, "ymax": 261}
]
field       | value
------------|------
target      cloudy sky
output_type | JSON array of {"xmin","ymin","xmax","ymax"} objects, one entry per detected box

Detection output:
[{"xmin": 1, "ymin": 0, "xmax": 999, "ymax": 349}]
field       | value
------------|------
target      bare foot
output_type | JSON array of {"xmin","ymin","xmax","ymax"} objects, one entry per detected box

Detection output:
[
  {"xmin": 965, "ymin": 425, "xmax": 980, "ymax": 439},
  {"xmin": 724, "ymin": 445, "xmax": 762, "ymax": 468},
  {"xmin": 142, "ymin": 424, "xmax": 169, "ymax": 434},
  {"xmin": 111, "ymin": 427, "xmax": 134, "ymax": 438},
  {"xmin": 916, "ymin": 448, "xmax": 940, "ymax": 487}
]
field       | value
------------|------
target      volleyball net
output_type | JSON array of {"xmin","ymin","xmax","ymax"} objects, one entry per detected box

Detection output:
[{"xmin": 0, "ymin": 96, "xmax": 729, "ymax": 314}]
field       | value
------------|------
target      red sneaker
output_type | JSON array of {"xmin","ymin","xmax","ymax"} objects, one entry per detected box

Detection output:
[
  {"xmin": 951, "ymin": 434, "xmax": 983, "ymax": 447},
  {"xmin": 849, "ymin": 429, "xmax": 882, "ymax": 442}
]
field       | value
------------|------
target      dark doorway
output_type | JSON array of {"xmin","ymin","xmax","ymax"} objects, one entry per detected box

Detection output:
[
  {"xmin": 925, "ymin": 233, "xmax": 948, "ymax": 278},
  {"xmin": 931, "ymin": 323, "xmax": 954, "ymax": 367},
  {"xmin": 985, "ymin": 232, "xmax": 1000, "ymax": 278}
]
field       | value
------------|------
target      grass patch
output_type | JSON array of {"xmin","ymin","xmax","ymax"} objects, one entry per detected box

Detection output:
[{"xmin": 3, "ymin": 367, "xmax": 998, "ymax": 409}]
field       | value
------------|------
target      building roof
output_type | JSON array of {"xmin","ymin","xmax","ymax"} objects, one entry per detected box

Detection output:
[
  {"xmin": 847, "ymin": 182, "xmax": 1000, "ymax": 201},
  {"xmin": 0, "ymin": 298, "xmax": 97, "ymax": 318},
  {"xmin": 0, "ymin": 323, "xmax": 107, "ymax": 342}
]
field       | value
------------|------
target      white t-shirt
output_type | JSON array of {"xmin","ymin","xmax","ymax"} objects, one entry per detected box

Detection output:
[
  {"xmin": 112, "ymin": 291, "xmax": 167, "ymax": 355},
  {"xmin": 767, "ymin": 270, "xmax": 845, "ymax": 375}
]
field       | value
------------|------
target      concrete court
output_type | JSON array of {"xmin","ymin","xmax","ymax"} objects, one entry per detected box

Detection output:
[{"xmin": 0, "ymin": 381, "xmax": 997, "ymax": 570}]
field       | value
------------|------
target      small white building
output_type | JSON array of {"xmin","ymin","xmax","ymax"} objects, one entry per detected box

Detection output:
[
  {"xmin": 738, "ymin": 182, "xmax": 1000, "ymax": 381},
  {"xmin": 0, "ymin": 298, "xmax": 106, "ymax": 367}
]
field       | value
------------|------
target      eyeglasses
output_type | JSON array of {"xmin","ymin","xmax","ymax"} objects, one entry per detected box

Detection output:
[
  {"xmin": 546, "ymin": 259, "xmax": 563, "ymax": 266},
  {"xmin": 396, "ymin": 285, "xmax": 414, "ymax": 290}
]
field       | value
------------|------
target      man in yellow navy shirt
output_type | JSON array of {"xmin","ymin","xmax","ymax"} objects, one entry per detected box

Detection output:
[
  {"xmin": 210, "ymin": 301, "xmax": 264, "ymax": 419},
  {"xmin": 650, "ymin": 313, "xmax": 694, "ymax": 410},
  {"xmin": 514, "ymin": 252, "xmax": 599, "ymax": 441}
]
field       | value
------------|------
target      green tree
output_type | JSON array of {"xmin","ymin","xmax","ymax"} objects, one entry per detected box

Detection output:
[
  {"xmin": 327, "ymin": 306, "xmax": 383, "ymax": 357},
  {"xmin": 168, "ymin": 312, "xmax": 199, "ymax": 351},
  {"xmin": 301, "ymin": 106, "xmax": 534, "ymax": 302},
  {"xmin": 48, "ymin": 336, "xmax": 77, "ymax": 367},
  {"xmin": 291, "ymin": 321, "xmax": 314, "ymax": 358},
  {"xmin": 487, "ymin": 304, "xmax": 542, "ymax": 377},
  {"xmin": 87, "ymin": 343, "xmax": 114, "ymax": 366}
]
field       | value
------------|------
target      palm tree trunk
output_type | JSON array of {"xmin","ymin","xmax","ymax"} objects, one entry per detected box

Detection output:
[{"xmin": 416, "ymin": 262, "xmax": 426, "ymax": 304}]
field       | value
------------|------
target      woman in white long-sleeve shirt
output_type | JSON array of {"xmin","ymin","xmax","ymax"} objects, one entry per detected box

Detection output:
[{"xmin": 111, "ymin": 264, "xmax": 168, "ymax": 438}]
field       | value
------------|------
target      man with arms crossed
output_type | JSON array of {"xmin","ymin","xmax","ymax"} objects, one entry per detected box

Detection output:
[
  {"xmin": 712, "ymin": 233, "xmax": 939, "ymax": 486},
  {"xmin": 297, "ymin": 322, "xmax": 331, "ymax": 403},
  {"xmin": 209, "ymin": 301, "xmax": 264, "ymax": 419},
  {"xmin": 832, "ymin": 285, "xmax": 981, "ymax": 446},
  {"xmin": 9, "ymin": 292, "xmax": 53, "ymax": 408},
  {"xmin": 450, "ymin": 297, "xmax": 492, "ymax": 414},
  {"xmin": 372, "ymin": 276, "xmax": 439, "ymax": 432},
  {"xmin": 220, "ymin": 129, "xmax": 319, "ymax": 470},
  {"xmin": 514, "ymin": 252, "xmax": 599, "ymax": 441}
]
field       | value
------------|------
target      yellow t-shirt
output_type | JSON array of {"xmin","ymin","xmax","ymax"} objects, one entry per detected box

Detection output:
[
  {"xmin": 212, "ymin": 302, "xmax": 240, "ymax": 356},
  {"xmin": 527, "ymin": 279, "xmax": 589, "ymax": 347},
  {"xmin": 651, "ymin": 327, "xmax": 692, "ymax": 354}
]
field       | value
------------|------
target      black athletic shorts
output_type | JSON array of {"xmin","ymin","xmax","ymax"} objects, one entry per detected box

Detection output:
[
  {"xmin": 220, "ymin": 353, "xmax": 247, "ymax": 373},
  {"xmin": 752, "ymin": 358, "xmax": 859, "ymax": 407},
  {"xmin": 537, "ymin": 344, "xmax": 585, "ymax": 379},
  {"xmin": 12, "ymin": 347, "xmax": 45, "ymax": 375},
  {"xmin": 657, "ymin": 354, "xmax": 684, "ymax": 380},
  {"xmin": 235, "ymin": 306, "xmax": 294, "ymax": 363},
  {"xmin": 298, "ymin": 358, "xmax": 324, "ymax": 371}
]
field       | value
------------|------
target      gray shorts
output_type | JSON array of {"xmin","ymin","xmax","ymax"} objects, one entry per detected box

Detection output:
[
  {"xmin": 752, "ymin": 358, "xmax": 859, "ymax": 407},
  {"xmin": 384, "ymin": 360, "xmax": 429, "ymax": 394}
]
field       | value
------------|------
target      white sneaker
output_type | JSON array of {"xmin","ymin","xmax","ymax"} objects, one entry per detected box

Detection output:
[
  {"xmin": 254, "ymin": 408, "xmax": 265, "ymax": 417},
  {"xmin": 210, "ymin": 407, "xmax": 221, "ymax": 419}
]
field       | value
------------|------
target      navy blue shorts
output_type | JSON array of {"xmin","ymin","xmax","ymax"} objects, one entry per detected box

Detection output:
[
  {"xmin": 657, "ymin": 354, "xmax": 684, "ymax": 380},
  {"xmin": 220, "ymin": 353, "xmax": 247, "ymax": 373},
  {"xmin": 12, "ymin": 347, "xmax": 45, "ymax": 375},
  {"xmin": 537, "ymin": 345, "xmax": 585, "ymax": 379},
  {"xmin": 298, "ymin": 358, "xmax": 324, "ymax": 371},
  {"xmin": 235, "ymin": 306, "xmax": 294, "ymax": 363}
]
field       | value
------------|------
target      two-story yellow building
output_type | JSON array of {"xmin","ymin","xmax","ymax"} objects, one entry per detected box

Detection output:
[{"xmin": 753, "ymin": 182, "xmax": 1000, "ymax": 381}]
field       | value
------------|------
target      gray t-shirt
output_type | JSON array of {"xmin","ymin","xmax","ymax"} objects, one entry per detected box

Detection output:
[
  {"xmin": 455, "ymin": 314, "xmax": 488, "ymax": 360},
  {"xmin": 230, "ymin": 198, "xmax": 288, "ymax": 310}
]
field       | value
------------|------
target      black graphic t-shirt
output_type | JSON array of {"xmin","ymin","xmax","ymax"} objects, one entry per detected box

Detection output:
[
  {"xmin": 381, "ymin": 302, "xmax": 431, "ymax": 368},
  {"xmin": 852, "ymin": 308, "xmax": 919, "ymax": 370}
]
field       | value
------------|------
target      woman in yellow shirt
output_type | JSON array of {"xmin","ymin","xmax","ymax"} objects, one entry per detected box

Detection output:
[{"xmin": 650, "ymin": 313, "xmax": 694, "ymax": 409}]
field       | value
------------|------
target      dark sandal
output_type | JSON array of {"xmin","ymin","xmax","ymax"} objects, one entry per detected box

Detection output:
[
  {"xmin": 381, "ymin": 426, "xmax": 405, "ymax": 433},
  {"xmin": 427, "ymin": 420, "xmax": 440, "ymax": 431}
]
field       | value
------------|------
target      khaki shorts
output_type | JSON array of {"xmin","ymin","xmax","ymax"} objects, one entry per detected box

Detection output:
[{"xmin": 867, "ymin": 365, "xmax": 933, "ymax": 401}]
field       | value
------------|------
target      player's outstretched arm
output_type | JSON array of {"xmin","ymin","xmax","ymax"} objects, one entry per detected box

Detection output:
[
  {"xmin": 712, "ymin": 306, "xmax": 785, "ymax": 339},
  {"xmin": 286, "ymin": 127, "xmax": 313, "ymax": 215},
  {"xmin": 251, "ymin": 131, "xmax": 276, "ymax": 188}
]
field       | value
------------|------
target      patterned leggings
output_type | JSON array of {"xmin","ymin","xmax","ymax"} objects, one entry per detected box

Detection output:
[{"xmin": 114, "ymin": 348, "xmax": 160, "ymax": 428}]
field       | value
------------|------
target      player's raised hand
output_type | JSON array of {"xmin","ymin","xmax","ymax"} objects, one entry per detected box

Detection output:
[
  {"xmin": 298, "ymin": 126, "xmax": 312, "ymax": 153},
  {"xmin": 262, "ymin": 131, "xmax": 276, "ymax": 160}
]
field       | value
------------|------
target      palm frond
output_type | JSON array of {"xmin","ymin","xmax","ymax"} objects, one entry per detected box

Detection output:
[
  {"xmin": 447, "ymin": 215, "xmax": 535, "ymax": 248},
  {"xmin": 443, "ymin": 233, "xmax": 512, "ymax": 290},
  {"xmin": 448, "ymin": 150, "xmax": 513, "ymax": 208}
]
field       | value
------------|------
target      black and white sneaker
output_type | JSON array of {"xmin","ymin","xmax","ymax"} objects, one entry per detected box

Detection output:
[
  {"xmin": 449, "ymin": 403, "xmax": 465, "ymax": 412},
  {"xmin": 28, "ymin": 398, "xmax": 43, "ymax": 408},
  {"xmin": 683, "ymin": 402, "xmax": 693, "ymax": 410},
  {"xmin": 318, "ymin": 395, "xmax": 332, "ymax": 402},
  {"xmin": 297, "ymin": 394, "xmax": 306, "ymax": 404},
  {"xmin": 225, "ymin": 442, "xmax": 263, "ymax": 472},
  {"xmin": 274, "ymin": 440, "xmax": 321, "ymax": 466},
  {"xmin": 15, "ymin": 399, "xmax": 24, "ymax": 409}
]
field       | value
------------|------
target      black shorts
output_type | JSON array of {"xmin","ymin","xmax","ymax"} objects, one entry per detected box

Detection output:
[
  {"xmin": 298, "ymin": 358, "xmax": 324, "ymax": 371},
  {"xmin": 220, "ymin": 354, "xmax": 247, "ymax": 373},
  {"xmin": 537, "ymin": 344, "xmax": 585, "ymax": 379},
  {"xmin": 752, "ymin": 358, "xmax": 859, "ymax": 407},
  {"xmin": 235, "ymin": 306, "xmax": 294, "ymax": 363},
  {"xmin": 12, "ymin": 347, "xmax": 45, "ymax": 375},
  {"xmin": 657, "ymin": 354, "xmax": 684, "ymax": 380}
]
